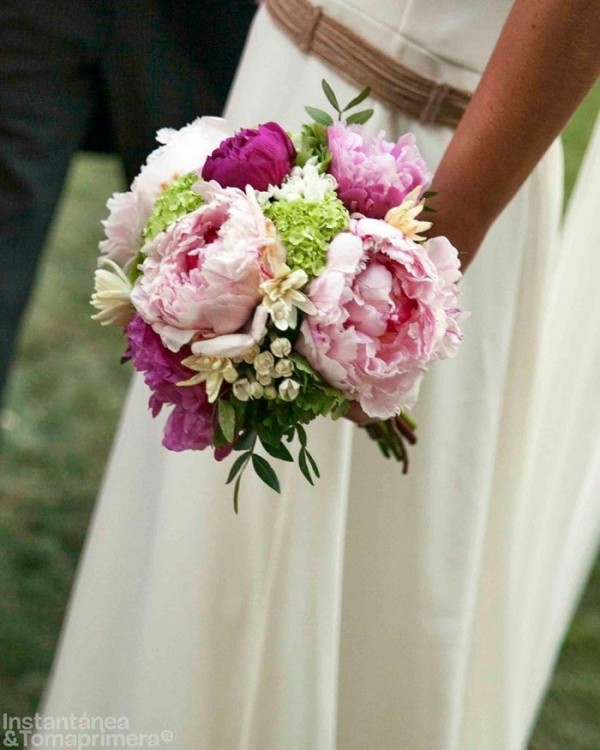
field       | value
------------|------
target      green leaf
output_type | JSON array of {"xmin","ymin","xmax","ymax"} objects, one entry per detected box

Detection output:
[
  {"xmin": 128, "ymin": 250, "xmax": 145, "ymax": 284},
  {"xmin": 226, "ymin": 452, "xmax": 250, "ymax": 485},
  {"xmin": 304, "ymin": 449, "xmax": 321, "ymax": 479},
  {"xmin": 260, "ymin": 438, "xmax": 294, "ymax": 462},
  {"xmin": 321, "ymin": 79, "xmax": 341, "ymax": 113},
  {"xmin": 305, "ymin": 106, "xmax": 334, "ymax": 127},
  {"xmin": 251, "ymin": 454, "xmax": 281, "ymax": 493},
  {"xmin": 231, "ymin": 397, "xmax": 247, "ymax": 430},
  {"xmin": 423, "ymin": 190, "xmax": 438, "ymax": 199},
  {"xmin": 258, "ymin": 428, "xmax": 282, "ymax": 446},
  {"xmin": 296, "ymin": 423, "xmax": 308, "ymax": 448},
  {"xmin": 343, "ymin": 86, "xmax": 371, "ymax": 112},
  {"xmin": 233, "ymin": 430, "xmax": 256, "ymax": 452},
  {"xmin": 288, "ymin": 353, "xmax": 319, "ymax": 379},
  {"xmin": 331, "ymin": 399, "xmax": 350, "ymax": 420},
  {"xmin": 212, "ymin": 420, "xmax": 229, "ymax": 449},
  {"xmin": 218, "ymin": 400, "xmax": 236, "ymax": 443},
  {"xmin": 295, "ymin": 149, "xmax": 313, "ymax": 168},
  {"xmin": 345, "ymin": 108, "xmax": 375, "ymax": 125},
  {"xmin": 298, "ymin": 448, "xmax": 314, "ymax": 486},
  {"xmin": 233, "ymin": 475, "xmax": 242, "ymax": 514}
]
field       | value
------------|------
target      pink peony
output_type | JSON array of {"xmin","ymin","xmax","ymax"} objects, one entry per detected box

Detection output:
[
  {"xmin": 100, "ymin": 191, "xmax": 145, "ymax": 267},
  {"xmin": 202, "ymin": 122, "xmax": 296, "ymax": 192},
  {"xmin": 327, "ymin": 123, "xmax": 430, "ymax": 219},
  {"xmin": 100, "ymin": 117, "xmax": 232, "ymax": 266},
  {"xmin": 297, "ymin": 218, "xmax": 465, "ymax": 419},
  {"xmin": 131, "ymin": 184, "xmax": 271, "ymax": 353},
  {"xmin": 126, "ymin": 315, "xmax": 213, "ymax": 451}
]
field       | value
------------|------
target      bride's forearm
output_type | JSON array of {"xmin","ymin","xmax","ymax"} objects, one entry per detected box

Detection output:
[{"xmin": 428, "ymin": 0, "xmax": 600, "ymax": 270}]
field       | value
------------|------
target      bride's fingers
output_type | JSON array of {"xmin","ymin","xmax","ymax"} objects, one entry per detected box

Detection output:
[{"xmin": 345, "ymin": 401, "xmax": 376, "ymax": 425}]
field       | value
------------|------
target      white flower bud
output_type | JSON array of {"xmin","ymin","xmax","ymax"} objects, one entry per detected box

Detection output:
[
  {"xmin": 233, "ymin": 378, "xmax": 251, "ymax": 402},
  {"xmin": 248, "ymin": 381, "xmax": 264, "ymax": 399},
  {"xmin": 242, "ymin": 345, "xmax": 261, "ymax": 364},
  {"xmin": 275, "ymin": 358, "xmax": 294, "ymax": 378},
  {"xmin": 253, "ymin": 351, "xmax": 275, "ymax": 375},
  {"xmin": 263, "ymin": 386, "xmax": 278, "ymax": 400},
  {"xmin": 278, "ymin": 378, "xmax": 301, "ymax": 402},
  {"xmin": 257, "ymin": 372, "xmax": 273, "ymax": 386},
  {"xmin": 270, "ymin": 337, "xmax": 292, "ymax": 358}
]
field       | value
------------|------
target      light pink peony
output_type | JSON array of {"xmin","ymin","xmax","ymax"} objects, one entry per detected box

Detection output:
[
  {"xmin": 100, "ymin": 117, "xmax": 233, "ymax": 266},
  {"xmin": 100, "ymin": 191, "xmax": 145, "ymax": 267},
  {"xmin": 130, "ymin": 184, "xmax": 271, "ymax": 353},
  {"xmin": 297, "ymin": 218, "xmax": 465, "ymax": 419},
  {"xmin": 327, "ymin": 123, "xmax": 430, "ymax": 219}
]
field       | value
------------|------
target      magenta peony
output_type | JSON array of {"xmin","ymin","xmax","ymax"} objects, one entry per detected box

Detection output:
[
  {"xmin": 125, "ymin": 315, "xmax": 213, "ymax": 451},
  {"xmin": 131, "ymin": 184, "xmax": 271, "ymax": 353},
  {"xmin": 327, "ymin": 123, "xmax": 430, "ymax": 219},
  {"xmin": 297, "ymin": 218, "xmax": 465, "ymax": 419},
  {"xmin": 202, "ymin": 122, "xmax": 296, "ymax": 192}
]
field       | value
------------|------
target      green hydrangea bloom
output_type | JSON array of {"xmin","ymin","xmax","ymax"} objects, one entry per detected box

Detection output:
[
  {"xmin": 142, "ymin": 173, "xmax": 203, "ymax": 242},
  {"xmin": 264, "ymin": 193, "xmax": 349, "ymax": 278}
]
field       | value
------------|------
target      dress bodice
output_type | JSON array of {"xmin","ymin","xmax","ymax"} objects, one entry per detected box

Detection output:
[{"xmin": 322, "ymin": 0, "xmax": 514, "ymax": 91}]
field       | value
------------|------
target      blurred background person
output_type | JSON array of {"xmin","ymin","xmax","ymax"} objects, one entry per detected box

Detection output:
[{"xmin": 0, "ymin": 0, "xmax": 256, "ymax": 403}]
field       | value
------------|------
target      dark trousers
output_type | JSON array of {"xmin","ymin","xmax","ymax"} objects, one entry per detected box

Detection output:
[{"xmin": 0, "ymin": 0, "xmax": 256, "ymax": 400}]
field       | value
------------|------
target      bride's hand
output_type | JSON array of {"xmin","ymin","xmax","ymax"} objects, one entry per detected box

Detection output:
[{"xmin": 344, "ymin": 402, "xmax": 375, "ymax": 425}]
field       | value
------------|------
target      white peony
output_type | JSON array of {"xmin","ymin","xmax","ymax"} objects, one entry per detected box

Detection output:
[{"xmin": 99, "ymin": 117, "xmax": 232, "ymax": 267}]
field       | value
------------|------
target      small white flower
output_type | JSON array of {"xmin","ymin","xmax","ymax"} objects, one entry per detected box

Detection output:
[
  {"xmin": 275, "ymin": 358, "xmax": 294, "ymax": 378},
  {"xmin": 257, "ymin": 372, "xmax": 273, "ymax": 386},
  {"xmin": 248, "ymin": 381, "xmax": 264, "ymax": 399},
  {"xmin": 270, "ymin": 300, "xmax": 293, "ymax": 330},
  {"xmin": 254, "ymin": 351, "xmax": 275, "ymax": 375},
  {"xmin": 385, "ymin": 187, "xmax": 433, "ymax": 241},
  {"xmin": 90, "ymin": 259, "xmax": 134, "ymax": 327},
  {"xmin": 263, "ymin": 386, "xmax": 278, "ymax": 401},
  {"xmin": 178, "ymin": 355, "xmax": 235, "ymax": 402},
  {"xmin": 242, "ymin": 344, "xmax": 261, "ymax": 364},
  {"xmin": 270, "ymin": 337, "xmax": 292, "ymax": 358},
  {"xmin": 278, "ymin": 378, "xmax": 301, "ymax": 402},
  {"xmin": 261, "ymin": 160, "xmax": 338, "ymax": 203},
  {"xmin": 233, "ymin": 378, "xmax": 251, "ymax": 402},
  {"xmin": 260, "ymin": 263, "xmax": 316, "ymax": 331}
]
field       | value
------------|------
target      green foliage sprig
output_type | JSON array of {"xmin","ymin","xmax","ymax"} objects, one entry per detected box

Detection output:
[
  {"xmin": 215, "ymin": 346, "xmax": 348, "ymax": 513},
  {"xmin": 305, "ymin": 79, "xmax": 374, "ymax": 127}
]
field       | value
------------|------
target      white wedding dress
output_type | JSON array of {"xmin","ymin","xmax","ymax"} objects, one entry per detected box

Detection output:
[{"xmin": 39, "ymin": 2, "xmax": 600, "ymax": 749}]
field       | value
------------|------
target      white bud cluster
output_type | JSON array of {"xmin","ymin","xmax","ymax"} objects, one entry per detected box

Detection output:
[{"xmin": 228, "ymin": 338, "xmax": 301, "ymax": 403}]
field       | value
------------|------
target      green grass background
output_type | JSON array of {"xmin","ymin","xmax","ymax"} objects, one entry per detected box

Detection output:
[{"xmin": 0, "ymin": 82, "xmax": 599, "ymax": 746}]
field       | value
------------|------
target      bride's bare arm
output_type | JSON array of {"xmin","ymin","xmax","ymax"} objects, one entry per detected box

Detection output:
[{"xmin": 428, "ymin": 0, "xmax": 600, "ymax": 270}]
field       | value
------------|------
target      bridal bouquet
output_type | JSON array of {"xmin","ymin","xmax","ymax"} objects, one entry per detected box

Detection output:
[{"xmin": 91, "ymin": 82, "xmax": 466, "ymax": 510}]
